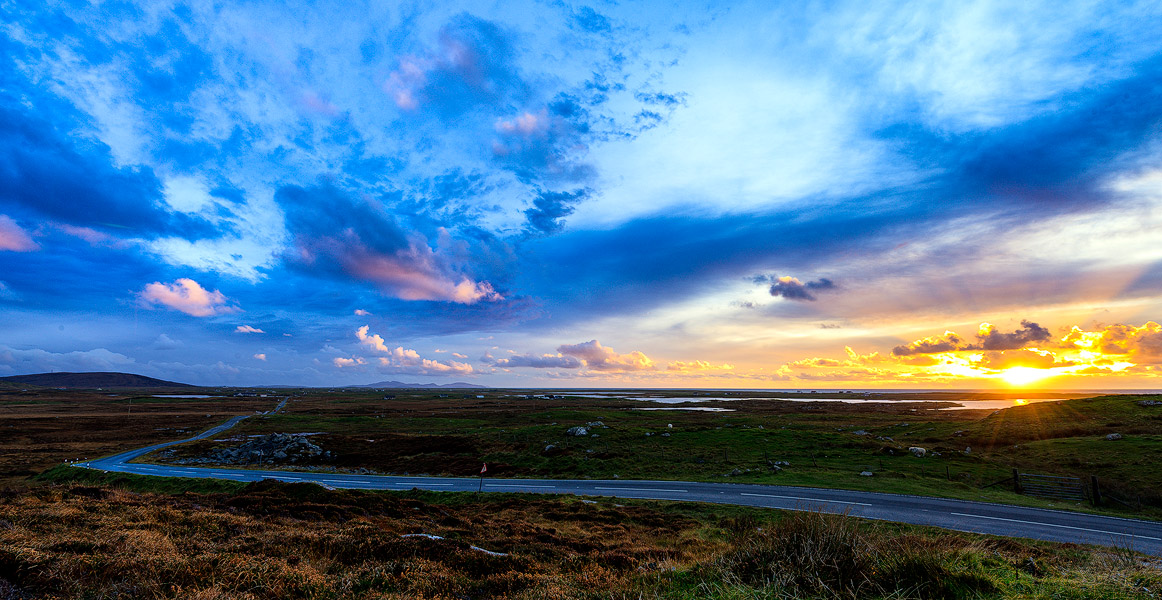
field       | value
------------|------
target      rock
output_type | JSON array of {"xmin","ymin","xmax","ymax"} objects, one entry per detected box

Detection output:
[
  {"xmin": 186, "ymin": 433, "xmax": 329, "ymax": 466},
  {"xmin": 543, "ymin": 444, "xmax": 557, "ymax": 453},
  {"xmin": 860, "ymin": 471, "xmax": 874, "ymax": 477},
  {"xmin": 1106, "ymin": 433, "xmax": 1123, "ymax": 441},
  {"xmin": 852, "ymin": 430, "xmax": 869, "ymax": 436},
  {"xmin": 963, "ymin": 446, "xmax": 971, "ymax": 454},
  {"xmin": 1138, "ymin": 400, "xmax": 1162, "ymax": 407},
  {"xmin": 667, "ymin": 424, "xmax": 673, "ymax": 428},
  {"xmin": 566, "ymin": 426, "xmax": 589, "ymax": 437},
  {"xmin": 773, "ymin": 460, "xmax": 790, "ymax": 467},
  {"xmin": 661, "ymin": 432, "xmax": 670, "ymax": 437},
  {"xmin": 644, "ymin": 432, "xmax": 652, "ymax": 437},
  {"xmin": 586, "ymin": 421, "xmax": 608, "ymax": 428},
  {"xmin": 590, "ymin": 434, "xmax": 599, "ymax": 438},
  {"xmin": 908, "ymin": 446, "xmax": 927, "ymax": 458}
]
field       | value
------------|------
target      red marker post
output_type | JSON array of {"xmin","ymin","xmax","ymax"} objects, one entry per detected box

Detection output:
[{"xmin": 478, "ymin": 463, "xmax": 488, "ymax": 492}]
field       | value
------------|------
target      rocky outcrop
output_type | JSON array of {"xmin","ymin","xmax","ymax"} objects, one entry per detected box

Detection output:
[{"xmin": 169, "ymin": 433, "xmax": 331, "ymax": 466}]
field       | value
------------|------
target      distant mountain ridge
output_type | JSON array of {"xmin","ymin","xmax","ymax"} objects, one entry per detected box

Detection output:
[
  {"xmin": 0, "ymin": 372, "xmax": 192, "ymax": 389},
  {"xmin": 349, "ymin": 380, "xmax": 487, "ymax": 389}
]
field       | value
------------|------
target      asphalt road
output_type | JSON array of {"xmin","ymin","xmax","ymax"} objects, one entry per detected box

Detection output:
[{"xmin": 78, "ymin": 412, "xmax": 1162, "ymax": 557}]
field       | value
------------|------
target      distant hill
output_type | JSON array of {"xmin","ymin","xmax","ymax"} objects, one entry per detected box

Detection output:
[
  {"xmin": 0, "ymin": 372, "xmax": 192, "ymax": 389},
  {"xmin": 349, "ymin": 380, "xmax": 487, "ymax": 389}
]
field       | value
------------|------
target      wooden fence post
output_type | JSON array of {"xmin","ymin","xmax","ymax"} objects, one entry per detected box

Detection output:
[
  {"xmin": 1090, "ymin": 475, "xmax": 1101, "ymax": 507},
  {"xmin": 1012, "ymin": 468, "xmax": 1021, "ymax": 493}
]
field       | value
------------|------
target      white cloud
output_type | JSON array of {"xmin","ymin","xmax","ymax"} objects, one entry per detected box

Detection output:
[
  {"xmin": 235, "ymin": 325, "xmax": 265, "ymax": 333},
  {"xmin": 355, "ymin": 325, "xmax": 389, "ymax": 353},
  {"xmin": 254, "ymin": 353, "xmax": 267, "ymax": 361},
  {"xmin": 153, "ymin": 334, "xmax": 181, "ymax": 350}
]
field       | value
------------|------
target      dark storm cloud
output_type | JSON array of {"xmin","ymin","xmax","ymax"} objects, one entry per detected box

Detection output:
[
  {"xmin": 976, "ymin": 320, "xmax": 1052, "ymax": 351},
  {"xmin": 524, "ymin": 189, "xmax": 589, "ymax": 235},
  {"xmin": 891, "ymin": 320, "xmax": 1051, "ymax": 356},
  {"xmin": 761, "ymin": 276, "xmax": 836, "ymax": 301},
  {"xmin": 891, "ymin": 333, "xmax": 967, "ymax": 357}
]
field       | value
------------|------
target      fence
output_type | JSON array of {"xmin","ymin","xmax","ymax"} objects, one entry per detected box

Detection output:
[{"xmin": 1017, "ymin": 472, "xmax": 1086, "ymax": 502}]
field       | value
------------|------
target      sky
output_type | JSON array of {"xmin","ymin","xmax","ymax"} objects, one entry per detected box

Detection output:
[{"xmin": 3, "ymin": 0, "xmax": 1162, "ymax": 389}]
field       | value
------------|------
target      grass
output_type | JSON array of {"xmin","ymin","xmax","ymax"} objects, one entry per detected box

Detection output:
[
  {"xmin": 139, "ymin": 391, "xmax": 1162, "ymax": 519},
  {"xmin": 1, "ymin": 474, "xmax": 1159, "ymax": 599}
]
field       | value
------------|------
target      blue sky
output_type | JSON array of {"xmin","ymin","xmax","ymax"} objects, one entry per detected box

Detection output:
[{"xmin": 3, "ymin": 0, "xmax": 1162, "ymax": 388}]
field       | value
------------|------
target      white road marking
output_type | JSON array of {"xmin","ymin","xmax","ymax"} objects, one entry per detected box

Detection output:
[
  {"xmin": 384, "ymin": 482, "xmax": 454, "ymax": 486},
  {"xmin": 740, "ymin": 492, "xmax": 872, "ymax": 507},
  {"xmin": 594, "ymin": 486, "xmax": 687, "ymax": 493},
  {"xmin": 949, "ymin": 513, "xmax": 1162, "ymax": 541},
  {"xmin": 487, "ymin": 484, "xmax": 558, "ymax": 489}
]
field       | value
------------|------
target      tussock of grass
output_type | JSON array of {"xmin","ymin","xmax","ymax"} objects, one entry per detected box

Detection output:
[{"xmin": 701, "ymin": 511, "xmax": 995, "ymax": 599}]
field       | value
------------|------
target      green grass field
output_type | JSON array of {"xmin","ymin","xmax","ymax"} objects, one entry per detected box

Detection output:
[{"xmin": 131, "ymin": 391, "xmax": 1162, "ymax": 519}]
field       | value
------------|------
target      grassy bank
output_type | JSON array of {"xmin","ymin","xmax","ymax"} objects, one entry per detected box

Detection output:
[{"xmin": 2, "ymin": 476, "xmax": 1159, "ymax": 599}]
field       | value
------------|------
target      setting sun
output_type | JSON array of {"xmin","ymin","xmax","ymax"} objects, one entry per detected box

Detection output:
[{"xmin": 1000, "ymin": 367, "xmax": 1054, "ymax": 386}]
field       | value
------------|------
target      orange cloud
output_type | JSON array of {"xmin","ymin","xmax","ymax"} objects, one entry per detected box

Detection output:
[
  {"xmin": 666, "ymin": 360, "xmax": 735, "ymax": 372},
  {"xmin": 779, "ymin": 320, "xmax": 1162, "ymax": 384}
]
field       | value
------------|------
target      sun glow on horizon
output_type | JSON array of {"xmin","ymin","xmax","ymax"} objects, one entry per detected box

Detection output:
[{"xmin": 1000, "ymin": 366, "xmax": 1055, "ymax": 387}]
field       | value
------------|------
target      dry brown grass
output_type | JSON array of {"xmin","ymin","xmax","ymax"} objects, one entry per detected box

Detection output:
[{"xmin": 0, "ymin": 482, "xmax": 723, "ymax": 599}]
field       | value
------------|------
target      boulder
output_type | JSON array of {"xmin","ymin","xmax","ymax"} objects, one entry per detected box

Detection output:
[
  {"xmin": 1106, "ymin": 433, "xmax": 1123, "ymax": 441},
  {"xmin": 543, "ymin": 444, "xmax": 557, "ymax": 453},
  {"xmin": 908, "ymin": 446, "xmax": 927, "ymax": 458},
  {"xmin": 852, "ymin": 430, "xmax": 869, "ymax": 436},
  {"xmin": 860, "ymin": 471, "xmax": 874, "ymax": 477},
  {"xmin": 566, "ymin": 426, "xmax": 589, "ymax": 437},
  {"xmin": 586, "ymin": 421, "xmax": 608, "ymax": 428},
  {"xmin": 1138, "ymin": 400, "xmax": 1162, "ymax": 407}
]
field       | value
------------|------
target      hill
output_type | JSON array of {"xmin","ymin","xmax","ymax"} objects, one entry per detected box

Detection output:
[
  {"xmin": 349, "ymin": 380, "xmax": 486, "ymax": 389},
  {"xmin": 0, "ymin": 372, "xmax": 192, "ymax": 389}
]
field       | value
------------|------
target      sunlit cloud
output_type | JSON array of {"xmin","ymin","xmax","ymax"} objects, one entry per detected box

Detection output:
[
  {"xmin": 557, "ymin": 340, "xmax": 655, "ymax": 372},
  {"xmin": 355, "ymin": 325, "xmax": 473, "ymax": 375},
  {"xmin": 235, "ymin": 325, "xmax": 264, "ymax": 334},
  {"xmin": 0, "ymin": 216, "xmax": 37, "ymax": 252},
  {"xmin": 666, "ymin": 360, "xmax": 735, "ymax": 372},
  {"xmin": 780, "ymin": 320, "xmax": 1162, "ymax": 386},
  {"xmin": 139, "ymin": 279, "xmax": 240, "ymax": 317}
]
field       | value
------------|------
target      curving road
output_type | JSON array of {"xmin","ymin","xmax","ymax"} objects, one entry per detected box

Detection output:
[{"xmin": 77, "ymin": 411, "xmax": 1162, "ymax": 557}]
